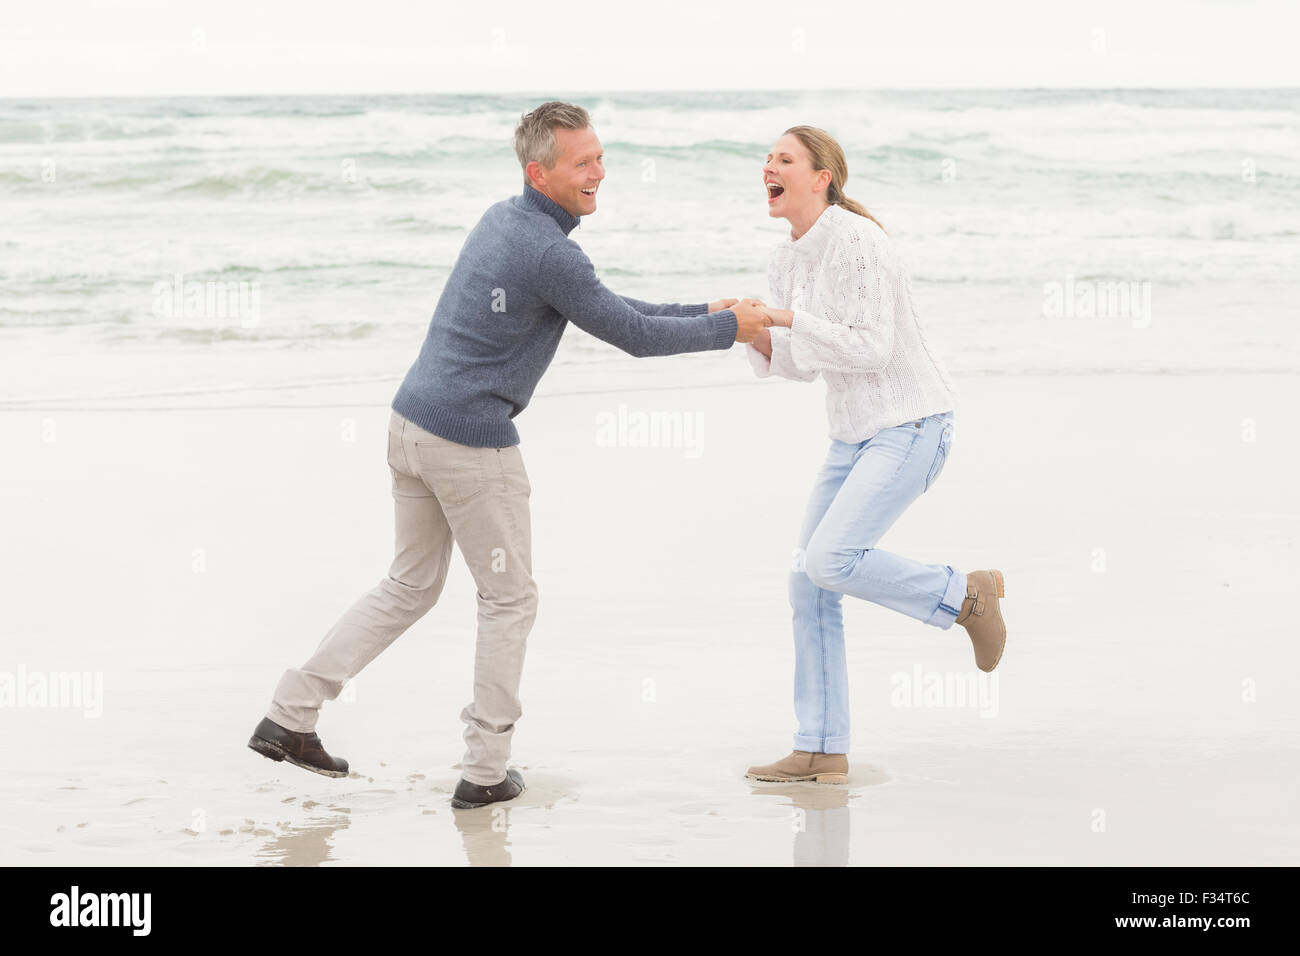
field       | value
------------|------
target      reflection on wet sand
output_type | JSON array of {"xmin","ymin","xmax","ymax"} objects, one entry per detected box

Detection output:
[
  {"xmin": 749, "ymin": 765, "xmax": 888, "ymax": 867},
  {"xmin": 448, "ymin": 772, "xmax": 574, "ymax": 867},
  {"xmin": 251, "ymin": 771, "xmax": 874, "ymax": 866},
  {"xmin": 255, "ymin": 807, "xmax": 351, "ymax": 866},
  {"xmin": 451, "ymin": 807, "xmax": 513, "ymax": 867}
]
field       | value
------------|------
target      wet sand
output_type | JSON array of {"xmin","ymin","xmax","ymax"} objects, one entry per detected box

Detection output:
[{"xmin": 2, "ymin": 369, "xmax": 1297, "ymax": 865}]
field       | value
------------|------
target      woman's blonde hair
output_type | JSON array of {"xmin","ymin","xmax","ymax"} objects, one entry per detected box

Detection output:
[{"xmin": 783, "ymin": 125, "xmax": 885, "ymax": 233}]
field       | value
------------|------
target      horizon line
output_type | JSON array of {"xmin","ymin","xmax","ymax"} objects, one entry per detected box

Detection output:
[{"xmin": 2, "ymin": 84, "xmax": 1299, "ymax": 102}]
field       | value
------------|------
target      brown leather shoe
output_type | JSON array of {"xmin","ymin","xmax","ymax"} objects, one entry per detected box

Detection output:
[
  {"xmin": 745, "ymin": 750, "xmax": 848, "ymax": 784},
  {"xmin": 247, "ymin": 716, "xmax": 349, "ymax": 778},
  {"xmin": 955, "ymin": 569, "xmax": 1006, "ymax": 672}
]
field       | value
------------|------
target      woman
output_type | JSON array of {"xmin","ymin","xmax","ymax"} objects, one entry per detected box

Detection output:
[{"xmin": 744, "ymin": 126, "xmax": 1007, "ymax": 785}]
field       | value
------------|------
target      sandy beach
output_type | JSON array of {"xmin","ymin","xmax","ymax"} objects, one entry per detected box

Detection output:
[{"xmin": 2, "ymin": 365, "xmax": 1296, "ymax": 866}]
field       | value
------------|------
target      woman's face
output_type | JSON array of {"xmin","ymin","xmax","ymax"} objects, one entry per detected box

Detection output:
[{"xmin": 762, "ymin": 133, "xmax": 830, "ymax": 219}]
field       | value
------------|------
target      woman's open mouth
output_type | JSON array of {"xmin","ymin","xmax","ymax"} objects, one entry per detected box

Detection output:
[{"xmin": 766, "ymin": 182, "xmax": 785, "ymax": 204}]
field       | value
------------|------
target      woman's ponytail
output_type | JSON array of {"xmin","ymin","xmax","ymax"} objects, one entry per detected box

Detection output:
[{"xmin": 786, "ymin": 125, "xmax": 886, "ymax": 235}]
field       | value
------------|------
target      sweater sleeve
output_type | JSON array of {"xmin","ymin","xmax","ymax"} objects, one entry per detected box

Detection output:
[
  {"xmin": 745, "ymin": 252, "xmax": 818, "ymax": 382},
  {"xmin": 537, "ymin": 241, "xmax": 736, "ymax": 356},
  {"xmin": 617, "ymin": 295, "xmax": 710, "ymax": 317},
  {"xmin": 787, "ymin": 228, "xmax": 896, "ymax": 373},
  {"xmin": 745, "ymin": 329, "xmax": 818, "ymax": 381}
]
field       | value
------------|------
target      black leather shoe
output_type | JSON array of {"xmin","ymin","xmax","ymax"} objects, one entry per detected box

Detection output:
[
  {"xmin": 247, "ymin": 716, "xmax": 349, "ymax": 778},
  {"xmin": 451, "ymin": 769, "xmax": 525, "ymax": 809}
]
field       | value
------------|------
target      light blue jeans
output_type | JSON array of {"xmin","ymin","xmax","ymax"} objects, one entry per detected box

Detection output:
[{"xmin": 789, "ymin": 410, "xmax": 966, "ymax": 754}]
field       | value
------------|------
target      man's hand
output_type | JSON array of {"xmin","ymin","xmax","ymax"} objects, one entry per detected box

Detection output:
[
  {"xmin": 757, "ymin": 306, "xmax": 794, "ymax": 328},
  {"xmin": 750, "ymin": 326, "xmax": 773, "ymax": 357},
  {"xmin": 732, "ymin": 297, "xmax": 769, "ymax": 343},
  {"xmin": 708, "ymin": 297, "xmax": 739, "ymax": 313}
]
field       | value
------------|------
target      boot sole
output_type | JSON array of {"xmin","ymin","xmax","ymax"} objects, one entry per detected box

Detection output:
[
  {"xmin": 745, "ymin": 772, "xmax": 849, "ymax": 784},
  {"xmin": 247, "ymin": 735, "xmax": 348, "ymax": 778}
]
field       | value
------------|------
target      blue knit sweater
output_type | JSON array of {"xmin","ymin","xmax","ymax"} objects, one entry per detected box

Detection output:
[{"xmin": 391, "ymin": 186, "xmax": 739, "ymax": 447}]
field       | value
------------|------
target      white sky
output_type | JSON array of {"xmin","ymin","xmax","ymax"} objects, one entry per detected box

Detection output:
[{"xmin": 2, "ymin": 0, "xmax": 1297, "ymax": 97}]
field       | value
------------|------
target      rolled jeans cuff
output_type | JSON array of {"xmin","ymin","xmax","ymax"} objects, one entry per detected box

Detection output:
[
  {"xmin": 794, "ymin": 733, "xmax": 850, "ymax": 755},
  {"xmin": 926, "ymin": 567, "xmax": 968, "ymax": 629}
]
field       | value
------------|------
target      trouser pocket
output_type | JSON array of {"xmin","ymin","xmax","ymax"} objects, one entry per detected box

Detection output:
[
  {"xmin": 923, "ymin": 423, "xmax": 952, "ymax": 492},
  {"xmin": 412, "ymin": 437, "xmax": 489, "ymax": 504}
]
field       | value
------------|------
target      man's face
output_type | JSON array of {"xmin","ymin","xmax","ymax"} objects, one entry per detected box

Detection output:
[{"xmin": 530, "ymin": 125, "xmax": 604, "ymax": 217}]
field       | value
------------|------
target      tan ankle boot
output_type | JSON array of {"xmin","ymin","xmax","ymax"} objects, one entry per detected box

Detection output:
[
  {"xmin": 745, "ymin": 750, "xmax": 848, "ymax": 784},
  {"xmin": 955, "ymin": 569, "xmax": 1006, "ymax": 672}
]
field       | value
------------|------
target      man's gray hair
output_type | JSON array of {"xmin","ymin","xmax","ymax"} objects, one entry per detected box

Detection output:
[{"xmin": 514, "ymin": 101, "xmax": 591, "ymax": 181}]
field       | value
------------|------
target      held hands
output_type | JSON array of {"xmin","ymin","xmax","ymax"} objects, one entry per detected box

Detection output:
[
  {"xmin": 710, "ymin": 296, "xmax": 791, "ymax": 344},
  {"xmin": 731, "ymin": 297, "xmax": 771, "ymax": 343},
  {"xmin": 756, "ymin": 306, "xmax": 793, "ymax": 328}
]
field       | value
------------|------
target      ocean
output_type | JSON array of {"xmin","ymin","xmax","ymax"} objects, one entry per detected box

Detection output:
[{"xmin": 1, "ymin": 88, "xmax": 1297, "ymax": 409}]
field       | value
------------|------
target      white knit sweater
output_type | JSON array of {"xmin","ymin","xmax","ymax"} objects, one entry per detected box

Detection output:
[{"xmin": 745, "ymin": 203, "xmax": 959, "ymax": 443}]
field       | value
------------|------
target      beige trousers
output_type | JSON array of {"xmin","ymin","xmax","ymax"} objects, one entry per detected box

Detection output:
[{"xmin": 268, "ymin": 410, "xmax": 538, "ymax": 785}]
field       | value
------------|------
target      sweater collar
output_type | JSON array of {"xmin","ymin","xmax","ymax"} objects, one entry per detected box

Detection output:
[
  {"xmin": 519, "ymin": 185, "xmax": 580, "ymax": 235},
  {"xmin": 787, "ymin": 203, "xmax": 840, "ymax": 250}
]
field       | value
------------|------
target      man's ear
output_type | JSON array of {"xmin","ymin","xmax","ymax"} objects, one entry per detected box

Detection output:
[{"xmin": 525, "ymin": 160, "xmax": 548, "ymax": 188}]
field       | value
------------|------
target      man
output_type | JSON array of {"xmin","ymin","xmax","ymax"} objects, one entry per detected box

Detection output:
[{"xmin": 248, "ymin": 101, "xmax": 769, "ymax": 809}]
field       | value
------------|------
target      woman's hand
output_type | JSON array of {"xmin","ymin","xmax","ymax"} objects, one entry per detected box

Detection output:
[
  {"xmin": 708, "ymin": 297, "xmax": 739, "ymax": 313},
  {"xmin": 758, "ymin": 307, "xmax": 794, "ymax": 328},
  {"xmin": 751, "ymin": 327, "xmax": 773, "ymax": 357}
]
